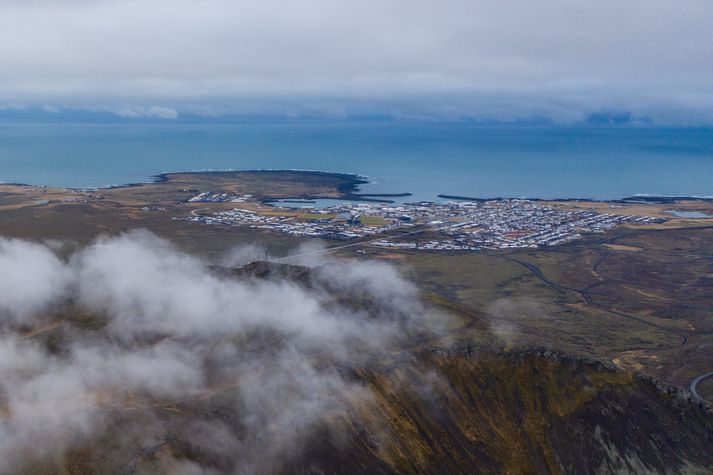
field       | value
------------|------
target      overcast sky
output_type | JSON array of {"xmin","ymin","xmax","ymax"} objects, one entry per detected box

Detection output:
[{"xmin": 0, "ymin": 0, "xmax": 711, "ymax": 122}]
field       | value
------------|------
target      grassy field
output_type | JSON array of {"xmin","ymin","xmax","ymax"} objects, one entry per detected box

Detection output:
[
  {"xmin": 2, "ymin": 172, "xmax": 713, "ymax": 472},
  {"xmin": 297, "ymin": 211, "xmax": 336, "ymax": 220},
  {"xmin": 1, "ymin": 171, "xmax": 711, "ymax": 398},
  {"xmin": 363, "ymin": 226, "xmax": 713, "ymax": 396},
  {"xmin": 359, "ymin": 215, "xmax": 388, "ymax": 226},
  {"xmin": 101, "ymin": 170, "xmax": 364, "ymax": 204}
]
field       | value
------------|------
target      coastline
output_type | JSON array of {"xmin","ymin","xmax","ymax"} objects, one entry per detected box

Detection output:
[
  {"xmin": 437, "ymin": 193, "xmax": 713, "ymax": 204},
  {"xmin": 3, "ymin": 168, "xmax": 713, "ymax": 204}
]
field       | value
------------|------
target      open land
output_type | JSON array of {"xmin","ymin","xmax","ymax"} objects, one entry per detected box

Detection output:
[{"xmin": 1, "ymin": 169, "xmax": 713, "ymax": 406}]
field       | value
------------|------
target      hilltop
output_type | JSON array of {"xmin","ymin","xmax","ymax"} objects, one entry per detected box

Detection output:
[{"xmin": 35, "ymin": 261, "xmax": 710, "ymax": 475}]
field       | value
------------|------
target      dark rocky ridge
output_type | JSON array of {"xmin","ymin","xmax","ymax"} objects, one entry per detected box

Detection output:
[
  {"xmin": 21, "ymin": 261, "xmax": 713, "ymax": 474},
  {"xmin": 235, "ymin": 261, "xmax": 713, "ymax": 475},
  {"xmin": 278, "ymin": 351, "xmax": 713, "ymax": 475}
]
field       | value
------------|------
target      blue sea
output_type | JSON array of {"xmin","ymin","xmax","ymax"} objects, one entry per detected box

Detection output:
[{"xmin": 0, "ymin": 120, "xmax": 711, "ymax": 201}]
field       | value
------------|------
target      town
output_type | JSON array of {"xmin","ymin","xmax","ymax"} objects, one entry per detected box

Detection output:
[{"xmin": 179, "ymin": 191, "xmax": 661, "ymax": 251}]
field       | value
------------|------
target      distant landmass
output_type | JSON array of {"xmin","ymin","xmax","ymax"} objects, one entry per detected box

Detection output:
[{"xmin": 0, "ymin": 121, "xmax": 711, "ymax": 201}]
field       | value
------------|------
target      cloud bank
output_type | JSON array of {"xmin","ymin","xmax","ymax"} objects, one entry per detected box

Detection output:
[
  {"xmin": 0, "ymin": 0, "xmax": 711, "ymax": 122},
  {"xmin": 0, "ymin": 231, "xmax": 439, "ymax": 472}
]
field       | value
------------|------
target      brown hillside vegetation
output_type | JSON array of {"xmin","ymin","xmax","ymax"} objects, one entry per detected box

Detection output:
[
  {"xmin": 2, "ymin": 242, "xmax": 712, "ymax": 475},
  {"xmin": 282, "ymin": 352, "xmax": 713, "ymax": 475},
  {"xmin": 37, "ymin": 351, "xmax": 713, "ymax": 475}
]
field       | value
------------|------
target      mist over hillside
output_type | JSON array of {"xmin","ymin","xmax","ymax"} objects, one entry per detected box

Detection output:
[
  {"xmin": 0, "ymin": 231, "xmax": 442, "ymax": 471},
  {"xmin": 2, "ymin": 0, "xmax": 712, "ymax": 472},
  {"xmin": 0, "ymin": 232, "xmax": 711, "ymax": 474}
]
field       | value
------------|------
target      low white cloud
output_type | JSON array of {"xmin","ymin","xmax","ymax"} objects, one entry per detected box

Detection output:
[
  {"xmin": 113, "ymin": 105, "xmax": 178, "ymax": 119},
  {"xmin": 0, "ymin": 230, "xmax": 440, "ymax": 471},
  {"xmin": 0, "ymin": 239, "xmax": 72, "ymax": 324},
  {"xmin": 221, "ymin": 243, "xmax": 266, "ymax": 267}
]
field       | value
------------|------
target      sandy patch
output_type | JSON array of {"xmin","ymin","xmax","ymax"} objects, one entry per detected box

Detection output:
[{"xmin": 603, "ymin": 244, "xmax": 642, "ymax": 252}]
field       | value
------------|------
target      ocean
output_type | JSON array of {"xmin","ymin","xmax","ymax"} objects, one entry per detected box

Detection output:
[{"xmin": 0, "ymin": 120, "xmax": 711, "ymax": 201}]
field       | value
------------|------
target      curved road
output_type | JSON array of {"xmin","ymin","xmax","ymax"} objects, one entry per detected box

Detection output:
[
  {"xmin": 275, "ymin": 227, "xmax": 428, "ymax": 263},
  {"xmin": 500, "ymin": 224, "xmax": 713, "ymax": 403},
  {"xmin": 278, "ymin": 223, "xmax": 713, "ymax": 401},
  {"xmin": 689, "ymin": 371, "xmax": 713, "ymax": 405},
  {"xmin": 261, "ymin": 219, "xmax": 713, "ymax": 403},
  {"xmin": 190, "ymin": 207, "xmax": 212, "ymax": 216},
  {"xmin": 488, "ymin": 253, "xmax": 690, "ymax": 346}
]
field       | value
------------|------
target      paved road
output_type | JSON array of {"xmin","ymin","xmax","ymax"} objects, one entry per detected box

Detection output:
[
  {"xmin": 489, "ymin": 253, "xmax": 690, "ymax": 346},
  {"xmin": 282, "ymin": 221, "xmax": 712, "ymax": 407},
  {"xmin": 689, "ymin": 371, "xmax": 713, "ymax": 405},
  {"xmin": 190, "ymin": 207, "xmax": 211, "ymax": 216},
  {"xmin": 275, "ymin": 227, "xmax": 428, "ymax": 263}
]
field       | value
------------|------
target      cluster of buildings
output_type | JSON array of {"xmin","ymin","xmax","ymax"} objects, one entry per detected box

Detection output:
[
  {"xmin": 186, "ymin": 191, "xmax": 253, "ymax": 203},
  {"xmin": 184, "ymin": 206, "xmax": 401, "ymax": 240},
  {"xmin": 374, "ymin": 200, "xmax": 658, "ymax": 251},
  {"xmin": 426, "ymin": 200, "xmax": 657, "ymax": 250},
  {"xmin": 180, "ymin": 196, "xmax": 660, "ymax": 252}
]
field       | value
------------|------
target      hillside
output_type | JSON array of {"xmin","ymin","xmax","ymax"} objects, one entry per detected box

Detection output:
[
  {"xmin": 28, "ymin": 261, "xmax": 709, "ymax": 475},
  {"xmin": 216, "ymin": 262, "xmax": 713, "ymax": 474},
  {"xmin": 44, "ymin": 350, "xmax": 713, "ymax": 474},
  {"xmin": 283, "ymin": 351, "xmax": 713, "ymax": 475}
]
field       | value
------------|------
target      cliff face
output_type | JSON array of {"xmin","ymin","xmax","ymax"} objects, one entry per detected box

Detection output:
[
  {"xmin": 281, "ymin": 352, "xmax": 713, "ymax": 475},
  {"xmin": 49, "ymin": 350, "xmax": 713, "ymax": 475},
  {"xmin": 216, "ymin": 262, "xmax": 713, "ymax": 475},
  {"xmin": 29, "ymin": 342, "xmax": 713, "ymax": 475},
  {"xmin": 16, "ymin": 261, "xmax": 713, "ymax": 474}
]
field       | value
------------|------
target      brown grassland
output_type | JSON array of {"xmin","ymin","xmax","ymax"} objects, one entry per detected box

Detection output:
[
  {"xmin": 2, "ymin": 171, "xmax": 713, "ymax": 472},
  {"xmin": 1, "ymin": 170, "xmax": 712, "ymax": 404}
]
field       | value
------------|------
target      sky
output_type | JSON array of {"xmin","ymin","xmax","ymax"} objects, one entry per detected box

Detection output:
[{"xmin": 0, "ymin": 0, "xmax": 711, "ymax": 123}]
